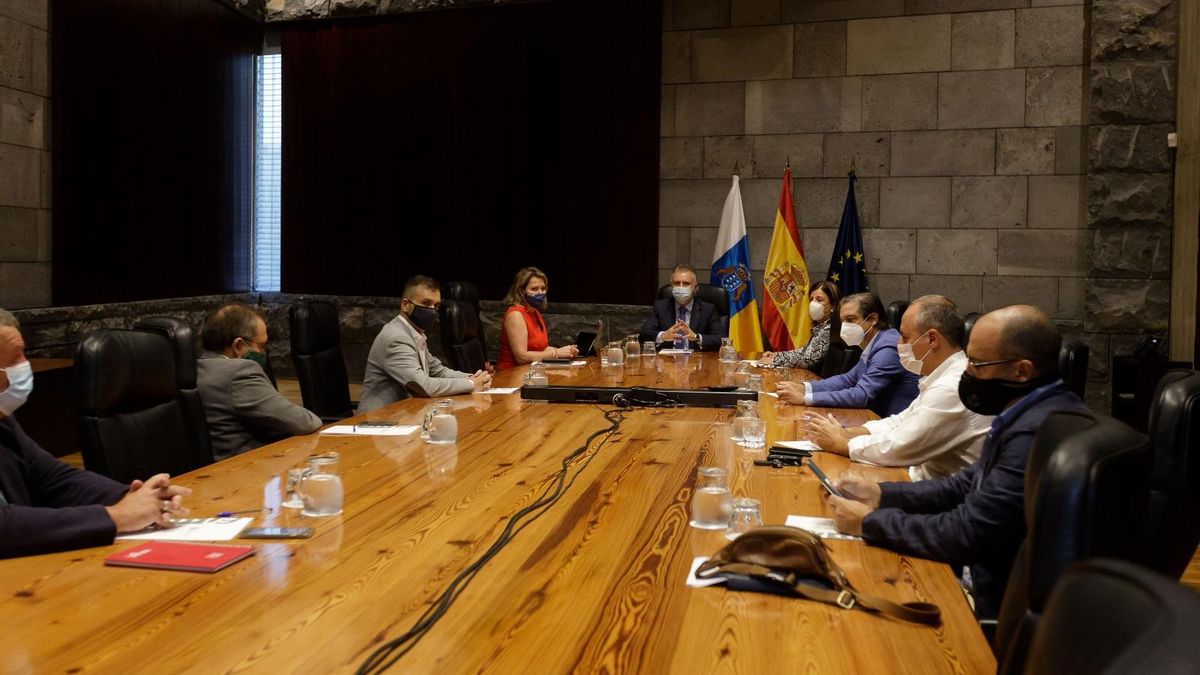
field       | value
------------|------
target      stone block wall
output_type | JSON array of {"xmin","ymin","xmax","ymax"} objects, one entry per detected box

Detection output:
[{"xmin": 0, "ymin": 0, "xmax": 51, "ymax": 308}]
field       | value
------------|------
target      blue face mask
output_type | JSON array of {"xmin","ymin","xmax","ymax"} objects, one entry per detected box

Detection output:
[
  {"xmin": 526, "ymin": 293, "xmax": 546, "ymax": 309},
  {"xmin": 0, "ymin": 361, "xmax": 33, "ymax": 416},
  {"xmin": 672, "ymin": 286, "xmax": 694, "ymax": 305}
]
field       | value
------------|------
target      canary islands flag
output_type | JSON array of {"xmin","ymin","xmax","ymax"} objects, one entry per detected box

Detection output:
[
  {"xmin": 762, "ymin": 167, "xmax": 811, "ymax": 352},
  {"xmin": 711, "ymin": 175, "xmax": 764, "ymax": 353}
]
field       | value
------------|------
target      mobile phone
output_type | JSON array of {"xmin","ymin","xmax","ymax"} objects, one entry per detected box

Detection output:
[
  {"xmin": 239, "ymin": 527, "xmax": 314, "ymax": 539},
  {"xmin": 769, "ymin": 445, "xmax": 813, "ymax": 458},
  {"xmin": 806, "ymin": 460, "xmax": 844, "ymax": 498}
]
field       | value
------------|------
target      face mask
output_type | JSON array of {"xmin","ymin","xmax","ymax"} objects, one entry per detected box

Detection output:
[
  {"xmin": 526, "ymin": 293, "xmax": 546, "ymax": 309},
  {"xmin": 808, "ymin": 300, "xmax": 826, "ymax": 322},
  {"xmin": 243, "ymin": 349, "xmax": 270, "ymax": 370},
  {"xmin": 958, "ymin": 371, "xmax": 1047, "ymax": 416},
  {"xmin": 0, "ymin": 361, "xmax": 33, "ymax": 417},
  {"xmin": 840, "ymin": 321, "xmax": 866, "ymax": 347},
  {"xmin": 672, "ymin": 286, "xmax": 694, "ymax": 305},
  {"xmin": 897, "ymin": 332, "xmax": 933, "ymax": 376},
  {"xmin": 407, "ymin": 304, "xmax": 439, "ymax": 332}
]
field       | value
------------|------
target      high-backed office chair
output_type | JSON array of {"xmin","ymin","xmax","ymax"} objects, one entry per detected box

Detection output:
[
  {"xmin": 443, "ymin": 281, "xmax": 488, "ymax": 360},
  {"xmin": 439, "ymin": 299, "xmax": 487, "ymax": 373},
  {"xmin": 288, "ymin": 300, "xmax": 354, "ymax": 423},
  {"xmin": 963, "ymin": 311, "xmax": 981, "ymax": 348},
  {"xmin": 75, "ymin": 329, "xmax": 214, "ymax": 484},
  {"xmin": 1143, "ymin": 369, "xmax": 1200, "ymax": 577},
  {"xmin": 132, "ymin": 316, "xmax": 213, "ymax": 466},
  {"xmin": 1020, "ymin": 559, "xmax": 1200, "ymax": 675},
  {"xmin": 657, "ymin": 282, "xmax": 731, "ymax": 337},
  {"xmin": 994, "ymin": 412, "xmax": 1152, "ymax": 673},
  {"xmin": 1058, "ymin": 337, "xmax": 1089, "ymax": 399},
  {"xmin": 886, "ymin": 300, "xmax": 909, "ymax": 329}
]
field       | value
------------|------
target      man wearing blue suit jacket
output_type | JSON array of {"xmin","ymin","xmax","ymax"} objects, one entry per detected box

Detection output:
[
  {"xmin": 778, "ymin": 292, "xmax": 919, "ymax": 417},
  {"xmin": 825, "ymin": 305, "xmax": 1089, "ymax": 619},
  {"xmin": 638, "ymin": 264, "xmax": 724, "ymax": 352}
]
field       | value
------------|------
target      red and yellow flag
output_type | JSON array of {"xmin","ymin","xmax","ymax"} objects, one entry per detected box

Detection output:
[{"xmin": 761, "ymin": 167, "xmax": 811, "ymax": 351}]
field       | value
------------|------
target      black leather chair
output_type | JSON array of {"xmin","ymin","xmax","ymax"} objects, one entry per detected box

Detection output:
[
  {"xmin": 886, "ymin": 300, "xmax": 909, "ymax": 329},
  {"xmin": 75, "ymin": 329, "xmax": 214, "ymax": 484},
  {"xmin": 132, "ymin": 316, "xmax": 213, "ymax": 466},
  {"xmin": 443, "ymin": 281, "xmax": 488, "ymax": 360},
  {"xmin": 439, "ymin": 299, "xmax": 487, "ymax": 373},
  {"xmin": 1058, "ymin": 337, "xmax": 1089, "ymax": 399},
  {"xmin": 995, "ymin": 412, "xmax": 1152, "ymax": 673},
  {"xmin": 962, "ymin": 311, "xmax": 981, "ymax": 348},
  {"xmin": 1021, "ymin": 559, "xmax": 1200, "ymax": 675},
  {"xmin": 288, "ymin": 300, "xmax": 354, "ymax": 423},
  {"xmin": 1143, "ymin": 369, "xmax": 1200, "ymax": 578}
]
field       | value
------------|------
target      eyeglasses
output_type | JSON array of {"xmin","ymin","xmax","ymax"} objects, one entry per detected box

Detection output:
[{"xmin": 967, "ymin": 357, "xmax": 1017, "ymax": 370}]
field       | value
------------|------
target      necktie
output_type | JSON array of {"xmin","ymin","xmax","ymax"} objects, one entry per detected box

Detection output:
[{"xmin": 677, "ymin": 305, "xmax": 687, "ymax": 324}]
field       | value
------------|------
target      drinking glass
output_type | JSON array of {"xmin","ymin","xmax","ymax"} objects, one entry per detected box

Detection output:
[
  {"xmin": 642, "ymin": 340, "xmax": 656, "ymax": 357},
  {"xmin": 283, "ymin": 467, "xmax": 306, "ymax": 509},
  {"xmin": 624, "ymin": 336, "xmax": 641, "ymax": 360},
  {"xmin": 725, "ymin": 497, "xmax": 764, "ymax": 540},
  {"xmin": 747, "ymin": 374, "xmax": 765, "ymax": 393},
  {"xmin": 606, "ymin": 341, "xmax": 625, "ymax": 366},
  {"xmin": 525, "ymin": 362, "xmax": 549, "ymax": 386},
  {"xmin": 738, "ymin": 417, "xmax": 766, "ymax": 449},
  {"xmin": 731, "ymin": 399, "xmax": 759, "ymax": 443},
  {"xmin": 428, "ymin": 410, "xmax": 458, "ymax": 444},
  {"xmin": 719, "ymin": 337, "xmax": 737, "ymax": 363},
  {"xmin": 733, "ymin": 362, "xmax": 753, "ymax": 389},
  {"xmin": 298, "ymin": 453, "xmax": 344, "ymax": 517},
  {"xmin": 689, "ymin": 467, "xmax": 733, "ymax": 529}
]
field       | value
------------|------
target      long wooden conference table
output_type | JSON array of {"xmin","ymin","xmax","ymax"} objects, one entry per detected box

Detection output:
[{"xmin": 0, "ymin": 353, "xmax": 995, "ymax": 674}]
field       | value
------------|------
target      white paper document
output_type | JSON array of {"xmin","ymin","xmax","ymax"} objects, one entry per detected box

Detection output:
[
  {"xmin": 478, "ymin": 387, "xmax": 520, "ymax": 395},
  {"xmin": 656, "ymin": 349, "xmax": 693, "ymax": 355},
  {"xmin": 773, "ymin": 439, "xmax": 820, "ymax": 451},
  {"xmin": 117, "ymin": 517, "xmax": 252, "ymax": 542},
  {"xmin": 685, "ymin": 556, "xmax": 726, "ymax": 588},
  {"xmin": 785, "ymin": 515, "xmax": 862, "ymax": 542},
  {"xmin": 320, "ymin": 424, "xmax": 420, "ymax": 436}
]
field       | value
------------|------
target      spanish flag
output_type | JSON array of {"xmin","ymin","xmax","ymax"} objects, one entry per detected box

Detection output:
[{"xmin": 762, "ymin": 167, "xmax": 811, "ymax": 351}]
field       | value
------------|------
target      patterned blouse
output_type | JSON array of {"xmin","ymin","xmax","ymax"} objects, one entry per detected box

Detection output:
[{"xmin": 770, "ymin": 320, "xmax": 831, "ymax": 370}]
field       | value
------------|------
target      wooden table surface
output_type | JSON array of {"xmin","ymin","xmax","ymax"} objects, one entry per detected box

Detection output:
[{"xmin": 0, "ymin": 353, "xmax": 995, "ymax": 674}]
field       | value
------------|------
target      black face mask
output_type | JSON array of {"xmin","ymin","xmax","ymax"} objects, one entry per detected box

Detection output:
[
  {"xmin": 407, "ymin": 304, "xmax": 438, "ymax": 333},
  {"xmin": 958, "ymin": 371, "xmax": 1050, "ymax": 416}
]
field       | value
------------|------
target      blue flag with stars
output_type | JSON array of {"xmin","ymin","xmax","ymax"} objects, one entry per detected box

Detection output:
[{"xmin": 827, "ymin": 172, "xmax": 869, "ymax": 295}]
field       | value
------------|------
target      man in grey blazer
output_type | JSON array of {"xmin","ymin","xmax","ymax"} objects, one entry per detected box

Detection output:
[
  {"xmin": 196, "ymin": 304, "xmax": 322, "ymax": 460},
  {"xmin": 359, "ymin": 276, "xmax": 491, "ymax": 412}
]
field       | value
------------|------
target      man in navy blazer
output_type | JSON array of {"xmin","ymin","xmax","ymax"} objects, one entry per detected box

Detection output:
[
  {"xmin": 778, "ymin": 292, "xmax": 919, "ymax": 417},
  {"xmin": 0, "ymin": 309, "xmax": 191, "ymax": 558},
  {"xmin": 825, "ymin": 305, "xmax": 1088, "ymax": 619},
  {"xmin": 638, "ymin": 264, "xmax": 724, "ymax": 352}
]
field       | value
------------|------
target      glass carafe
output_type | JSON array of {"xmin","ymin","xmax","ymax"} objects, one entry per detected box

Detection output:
[
  {"xmin": 689, "ymin": 467, "xmax": 733, "ymax": 529},
  {"xmin": 624, "ymin": 335, "xmax": 641, "ymax": 360},
  {"xmin": 731, "ymin": 399, "xmax": 758, "ymax": 442},
  {"xmin": 524, "ymin": 362, "xmax": 549, "ymax": 386},
  {"xmin": 719, "ymin": 337, "xmax": 737, "ymax": 363},
  {"xmin": 298, "ymin": 453, "xmax": 344, "ymax": 517}
]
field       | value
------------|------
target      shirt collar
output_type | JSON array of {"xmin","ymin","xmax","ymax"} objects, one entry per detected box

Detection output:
[
  {"xmin": 918, "ymin": 349, "xmax": 965, "ymax": 391},
  {"xmin": 675, "ymin": 300, "xmax": 694, "ymax": 312},
  {"xmin": 989, "ymin": 378, "xmax": 1067, "ymax": 435}
]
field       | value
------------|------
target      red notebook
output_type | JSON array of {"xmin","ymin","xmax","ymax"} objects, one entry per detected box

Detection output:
[{"xmin": 105, "ymin": 541, "xmax": 256, "ymax": 573}]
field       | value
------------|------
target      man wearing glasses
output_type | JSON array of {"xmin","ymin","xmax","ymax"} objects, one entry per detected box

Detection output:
[
  {"xmin": 197, "ymin": 304, "xmax": 321, "ymax": 460},
  {"xmin": 824, "ymin": 305, "xmax": 1088, "ymax": 619}
]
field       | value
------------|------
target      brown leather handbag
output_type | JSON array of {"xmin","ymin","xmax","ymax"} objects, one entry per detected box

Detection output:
[{"xmin": 695, "ymin": 525, "xmax": 942, "ymax": 627}]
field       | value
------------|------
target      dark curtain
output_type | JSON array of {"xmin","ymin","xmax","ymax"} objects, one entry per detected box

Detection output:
[
  {"xmin": 51, "ymin": 0, "xmax": 257, "ymax": 305},
  {"xmin": 280, "ymin": 0, "xmax": 660, "ymax": 304}
]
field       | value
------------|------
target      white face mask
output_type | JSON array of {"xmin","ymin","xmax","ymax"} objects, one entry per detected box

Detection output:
[
  {"xmin": 672, "ymin": 286, "xmax": 694, "ymax": 305},
  {"xmin": 840, "ymin": 322, "xmax": 866, "ymax": 347},
  {"xmin": 897, "ymin": 332, "xmax": 934, "ymax": 376},
  {"xmin": 808, "ymin": 300, "xmax": 826, "ymax": 322},
  {"xmin": 0, "ymin": 360, "xmax": 33, "ymax": 417}
]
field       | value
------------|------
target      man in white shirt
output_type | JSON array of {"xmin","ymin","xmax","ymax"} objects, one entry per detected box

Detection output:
[{"xmin": 802, "ymin": 295, "xmax": 992, "ymax": 481}]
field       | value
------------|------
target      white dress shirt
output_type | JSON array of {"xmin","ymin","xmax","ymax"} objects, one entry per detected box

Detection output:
[{"xmin": 846, "ymin": 350, "xmax": 992, "ymax": 481}]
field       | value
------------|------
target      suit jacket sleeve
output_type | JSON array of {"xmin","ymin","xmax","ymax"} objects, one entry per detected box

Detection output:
[
  {"xmin": 860, "ymin": 432, "xmax": 1028, "ymax": 565},
  {"xmin": 695, "ymin": 303, "xmax": 724, "ymax": 351},
  {"xmin": 0, "ymin": 419, "xmax": 126, "ymax": 558},
  {"xmin": 808, "ymin": 340, "xmax": 905, "ymax": 409},
  {"xmin": 639, "ymin": 301, "xmax": 667, "ymax": 345},
  {"xmin": 232, "ymin": 365, "xmax": 323, "ymax": 438},
  {"xmin": 384, "ymin": 336, "xmax": 473, "ymax": 398}
]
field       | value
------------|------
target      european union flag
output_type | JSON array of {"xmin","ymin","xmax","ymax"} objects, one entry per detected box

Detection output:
[{"xmin": 827, "ymin": 172, "xmax": 869, "ymax": 295}]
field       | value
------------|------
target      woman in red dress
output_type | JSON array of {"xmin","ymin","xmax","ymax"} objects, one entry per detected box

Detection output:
[{"xmin": 497, "ymin": 267, "xmax": 579, "ymax": 370}]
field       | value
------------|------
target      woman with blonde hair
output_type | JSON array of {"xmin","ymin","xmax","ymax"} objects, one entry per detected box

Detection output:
[{"xmin": 497, "ymin": 267, "xmax": 579, "ymax": 370}]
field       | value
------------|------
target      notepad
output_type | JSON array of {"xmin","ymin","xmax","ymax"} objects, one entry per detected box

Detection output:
[
  {"xmin": 320, "ymin": 424, "xmax": 419, "ymax": 436},
  {"xmin": 773, "ymin": 439, "xmax": 820, "ymax": 452},
  {"xmin": 106, "ymin": 541, "xmax": 255, "ymax": 573},
  {"xmin": 785, "ymin": 515, "xmax": 862, "ymax": 541},
  {"xmin": 117, "ymin": 517, "xmax": 253, "ymax": 542}
]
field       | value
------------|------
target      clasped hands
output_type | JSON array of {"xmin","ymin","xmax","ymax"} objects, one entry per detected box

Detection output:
[
  {"xmin": 469, "ymin": 370, "xmax": 493, "ymax": 391},
  {"xmin": 105, "ymin": 473, "xmax": 192, "ymax": 533},
  {"xmin": 660, "ymin": 320, "xmax": 697, "ymax": 344}
]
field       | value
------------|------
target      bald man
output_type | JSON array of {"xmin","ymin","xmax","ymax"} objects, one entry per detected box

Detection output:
[{"xmin": 825, "ymin": 305, "xmax": 1088, "ymax": 619}]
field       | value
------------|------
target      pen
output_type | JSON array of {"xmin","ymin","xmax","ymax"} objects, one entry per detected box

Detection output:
[{"xmin": 217, "ymin": 509, "xmax": 260, "ymax": 517}]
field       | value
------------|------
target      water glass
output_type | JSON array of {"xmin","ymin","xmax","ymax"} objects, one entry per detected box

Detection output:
[
  {"xmin": 738, "ymin": 417, "xmax": 766, "ymax": 449},
  {"xmin": 428, "ymin": 410, "xmax": 458, "ymax": 444},
  {"xmin": 624, "ymin": 336, "xmax": 641, "ymax": 360},
  {"xmin": 731, "ymin": 399, "xmax": 758, "ymax": 442},
  {"xmin": 733, "ymin": 362, "xmax": 753, "ymax": 389},
  {"xmin": 525, "ymin": 362, "xmax": 549, "ymax": 386},
  {"xmin": 747, "ymin": 374, "xmax": 765, "ymax": 393},
  {"xmin": 642, "ymin": 340, "xmax": 656, "ymax": 357},
  {"xmin": 690, "ymin": 467, "xmax": 733, "ymax": 530},
  {"xmin": 283, "ymin": 467, "xmax": 306, "ymax": 509},
  {"xmin": 298, "ymin": 453, "xmax": 344, "ymax": 517},
  {"xmin": 725, "ymin": 497, "xmax": 764, "ymax": 540},
  {"xmin": 606, "ymin": 341, "xmax": 625, "ymax": 366},
  {"xmin": 719, "ymin": 337, "xmax": 737, "ymax": 363}
]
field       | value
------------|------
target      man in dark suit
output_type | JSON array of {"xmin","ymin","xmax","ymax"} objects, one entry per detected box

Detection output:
[
  {"xmin": 638, "ymin": 264, "xmax": 725, "ymax": 352},
  {"xmin": 0, "ymin": 309, "xmax": 191, "ymax": 558},
  {"xmin": 196, "ymin": 304, "xmax": 322, "ymax": 460},
  {"xmin": 824, "ymin": 305, "xmax": 1088, "ymax": 619}
]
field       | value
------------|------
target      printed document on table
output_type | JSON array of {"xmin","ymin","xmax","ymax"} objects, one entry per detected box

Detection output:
[
  {"xmin": 320, "ymin": 425, "xmax": 419, "ymax": 436},
  {"xmin": 478, "ymin": 387, "xmax": 520, "ymax": 395},
  {"xmin": 786, "ymin": 515, "xmax": 862, "ymax": 541},
  {"xmin": 774, "ymin": 440, "xmax": 820, "ymax": 452},
  {"xmin": 118, "ymin": 517, "xmax": 253, "ymax": 541}
]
